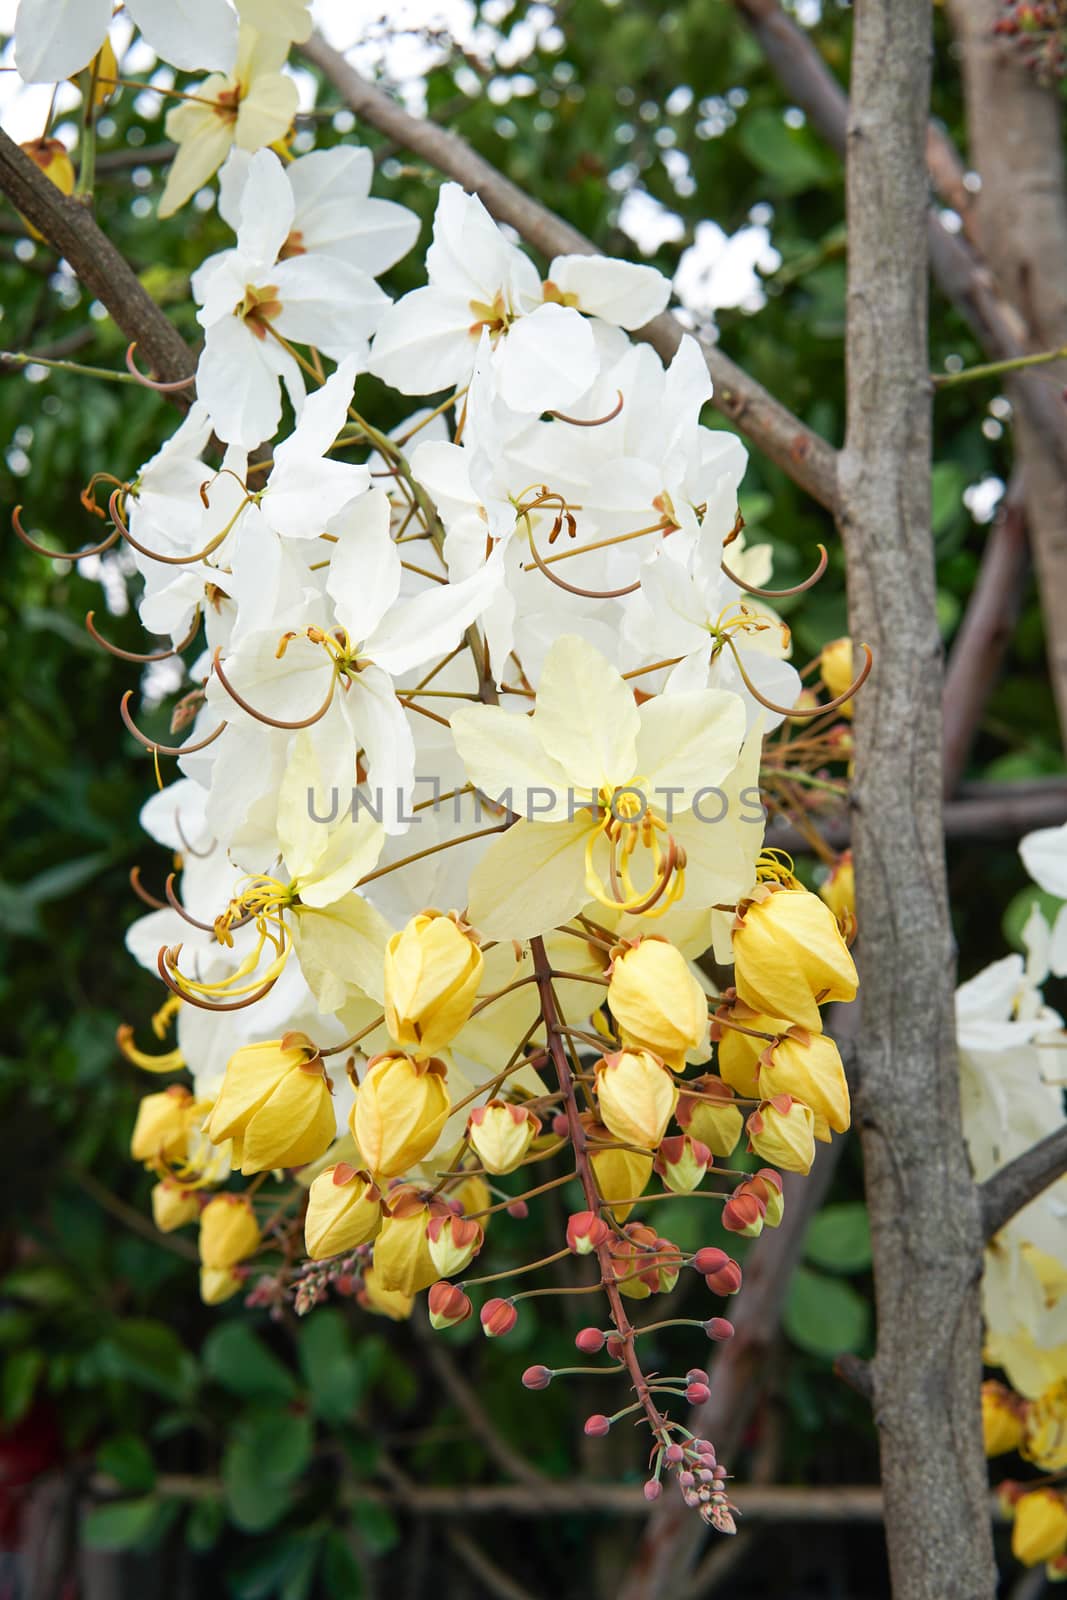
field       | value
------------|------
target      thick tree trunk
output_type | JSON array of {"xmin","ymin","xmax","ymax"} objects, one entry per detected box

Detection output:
[{"xmin": 837, "ymin": 4, "xmax": 996, "ymax": 1598}]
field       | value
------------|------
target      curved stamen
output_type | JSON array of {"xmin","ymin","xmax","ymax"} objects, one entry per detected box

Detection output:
[
  {"xmin": 156, "ymin": 946, "xmax": 279, "ymax": 1011},
  {"xmin": 86, "ymin": 607, "xmax": 202, "ymax": 663},
  {"xmin": 524, "ymin": 513, "xmax": 640, "ymax": 600},
  {"xmin": 722, "ymin": 543, "xmax": 828, "ymax": 599},
  {"xmin": 212, "ymin": 648, "xmax": 338, "ymax": 730},
  {"xmin": 163, "ymin": 873, "xmax": 254, "ymax": 936},
  {"xmin": 174, "ymin": 811, "xmax": 215, "ymax": 860},
  {"xmin": 722, "ymin": 633, "xmax": 873, "ymax": 716},
  {"xmin": 126, "ymin": 341, "xmax": 197, "ymax": 393},
  {"xmin": 547, "ymin": 390, "xmax": 624, "ymax": 428},
  {"xmin": 130, "ymin": 865, "xmax": 167, "ymax": 909},
  {"xmin": 13, "ymin": 503, "xmax": 120, "ymax": 561},
  {"xmin": 110, "ymin": 488, "xmax": 242, "ymax": 568},
  {"xmin": 120, "ymin": 690, "xmax": 227, "ymax": 756}
]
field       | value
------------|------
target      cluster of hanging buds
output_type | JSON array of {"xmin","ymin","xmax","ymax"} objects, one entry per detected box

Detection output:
[{"xmin": 993, "ymin": 0, "xmax": 1067, "ymax": 76}]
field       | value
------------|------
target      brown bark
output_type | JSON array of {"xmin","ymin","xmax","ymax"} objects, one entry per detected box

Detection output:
[
  {"xmin": 947, "ymin": 0, "xmax": 1067, "ymax": 748},
  {"xmin": 836, "ymin": 4, "xmax": 995, "ymax": 1598}
]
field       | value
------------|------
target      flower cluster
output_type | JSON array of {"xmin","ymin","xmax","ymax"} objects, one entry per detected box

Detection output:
[
  {"xmin": 993, "ymin": 0, "xmax": 1067, "ymax": 78},
  {"xmin": 12, "ymin": 6, "xmax": 869, "ymax": 1529},
  {"xmin": 959, "ymin": 821, "xmax": 1067, "ymax": 1571}
]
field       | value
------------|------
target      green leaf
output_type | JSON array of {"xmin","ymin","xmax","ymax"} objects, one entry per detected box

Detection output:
[
  {"xmin": 351, "ymin": 1499, "xmax": 399, "ymax": 1556},
  {"xmin": 737, "ymin": 108, "xmax": 836, "ymax": 194},
  {"xmin": 322, "ymin": 1532, "xmax": 365, "ymax": 1599},
  {"xmin": 227, "ymin": 1533, "xmax": 320, "ymax": 1600},
  {"xmin": 2, "ymin": 1264, "xmax": 79, "ymax": 1307},
  {"xmin": 804, "ymin": 1203, "xmax": 872, "ymax": 1274},
  {"xmin": 97, "ymin": 1319, "xmax": 198, "ymax": 1401},
  {"xmin": 931, "ymin": 461, "xmax": 968, "ymax": 538},
  {"xmin": 203, "ymin": 1321, "xmax": 299, "ymax": 1404},
  {"xmin": 298, "ymin": 1308, "xmax": 363, "ymax": 1420},
  {"xmin": 95, "ymin": 1434, "xmax": 156, "ymax": 1494},
  {"xmin": 222, "ymin": 1409, "xmax": 313, "ymax": 1533},
  {"xmin": 83, "ymin": 1496, "xmax": 166, "ymax": 1551},
  {"xmin": 2, "ymin": 1347, "xmax": 44, "ymax": 1425},
  {"xmin": 784, "ymin": 1266, "xmax": 870, "ymax": 1358},
  {"xmin": 1003, "ymin": 885, "xmax": 1064, "ymax": 953},
  {"xmin": 186, "ymin": 1497, "xmax": 225, "ymax": 1553}
]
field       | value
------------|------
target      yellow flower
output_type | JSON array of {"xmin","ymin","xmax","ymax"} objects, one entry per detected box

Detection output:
[
  {"xmin": 304, "ymin": 1164, "xmax": 382, "ymax": 1260},
  {"xmin": 819, "ymin": 850, "xmax": 855, "ymax": 927},
  {"xmin": 207, "ymin": 1036, "xmax": 336, "ymax": 1175},
  {"xmin": 384, "ymin": 911, "xmax": 484, "ymax": 1057},
  {"xmin": 426, "ymin": 1214, "xmax": 484, "ymax": 1278},
  {"xmin": 200, "ymin": 1266, "xmax": 244, "ymax": 1306},
  {"xmin": 713, "ymin": 998, "xmax": 788, "ymax": 1099},
  {"xmin": 594, "ymin": 1049, "xmax": 678, "ymax": 1151},
  {"xmin": 588, "ymin": 1125, "xmax": 653, "ymax": 1223},
  {"xmin": 1024, "ymin": 1382, "xmax": 1067, "ymax": 1472},
  {"xmin": 820, "ymin": 636, "xmax": 855, "ymax": 717},
  {"xmin": 982, "ymin": 1380, "xmax": 1025, "ymax": 1458},
  {"xmin": 352, "ymin": 1053, "xmax": 450, "ymax": 1179},
  {"xmin": 1013, "ymin": 1490, "xmax": 1067, "ymax": 1567},
  {"xmin": 676, "ymin": 1077, "xmax": 744, "ymax": 1159},
  {"xmin": 151, "ymin": 1181, "xmax": 201, "ymax": 1234},
  {"xmin": 746, "ymin": 1095, "xmax": 816, "ymax": 1175},
  {"xmin": 732, "ymin": 884, "xmax": 858, "ymax": 1032},
  {"xmin": 758, "ymin": 1028, "xmax": 851, "ymax": 1134},
  {"xmin": 607, "ymin": 937, "xmax": 709, "ymax": 1071},
  {"xmin": 17, "ymin": 138, "xmax": 74, "ymax": 241},
  {"xmin": 130, "ymin": 1085, "xmax": 205, "ymax": 1168},
  {"xmin": 467, "ymin": 1101, "xmax": 540, "ymax": 1175},
  {"xmin": 198, "ymin": 1194, "xmax": 260, "ymax": 1270},
  {"xmin": 372, "ymin": 1189, "xmax": 440, "ymax": 1296},
  {"xmin": 360, "ymin": 1266, "xmax": 414, "ymax": 1322}
]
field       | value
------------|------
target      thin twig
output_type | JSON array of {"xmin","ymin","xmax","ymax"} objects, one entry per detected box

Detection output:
[{"xmin": 980, "ymin": 1124, "xmax": 1067, "ymax": 1242}]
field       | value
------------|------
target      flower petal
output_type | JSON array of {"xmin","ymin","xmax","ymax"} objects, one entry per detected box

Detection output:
[{"xmin": 466, "ymin": 818, "xmax": 591, "ymax": 940}]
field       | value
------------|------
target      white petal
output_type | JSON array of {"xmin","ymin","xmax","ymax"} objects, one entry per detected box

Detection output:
[
  {"xmin": 1051, "ymin": 904, "xmax": 1067, "ymax": 979},
  {"xmin": 368, "ymin": 286, "xmax": 475, "ymax": 395},
  {"xmin": 195, "ymin": 317, "xmax": 281, "ymax": 449},
  {"xmin": 450, "ymin": 705, "xmax": 572, "ymax": 819},
  {"xmin": 1021, "ymin": 823, "xmax": 1067, "ymax": 901},
  {"xmin": 547, "ymin": 254, "xmax": 671, "ymax": 329},
  {"xmin": 635, "ymin": 688, "xmax": 746, "ymax": 799},
  {"xmin": 326, "ymin": 488, "xmax": 401, "ymax": 643},
  {"xmin": 235, "ymin": 149, "xmax": 295, "ymax": 271},
  {"xmin": 369, "ymin": 549, "xmax": 505, "ymax": 677},
  {"xmin": 533, "ymin": 635, "xmax": 639, "ymax": 792},
  {"xmin": 158, "ymin": 106, "xmax": 235, "ymax": 219},
  {"xmin": 466, "ymin": 818, "xmax": 591, "ymax": 941},
  {"xmin": 14, "ymin": 0, "xmax": 110, "ymax": 82},
  {"xmin": 127, "ymin": 0, "xmax": 238, "ymax": 72},
  {"xmin": 287, "ymin": 148, "xmax": 420, "ymax": 277},
  {"xmin": 340, "ymin": 665, "xmax": 416, "ymax": 835},
  {"xmin": 291, "ymin": 895, "xmax": 392, "ymax": 1013},
  {"xmin": 425, "ymin": 183, "xmax": 519, "ymax": 301},
  {"xmin": 273, "ymin": 256, "xmax": 388, "ymax": 358},
  {"xmin": 494, "ymin": 303, "xmax": 598, "ymax": 413}
]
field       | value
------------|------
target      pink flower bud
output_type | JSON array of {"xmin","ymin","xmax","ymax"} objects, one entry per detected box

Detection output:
[
  {"xmin": 480, "ymin": 1297, "xmax": 518, "ymax": 1337},
  {"xmin": 704, "ymin": 1260, "xmax": 743, "ymax": 1296},
  {"xmin": 686, "ymin": 1381, "xmax": 711, "ymax": 1404},
  {"xmin": 521, "ymin": 1365, "xmax": 553, "ymax": 1391},
  {"xmin": 566, "ymin": 1209, "xmax": 610, "ymax": 1255},
  {"xmin": 678, "ymin": 1470, "xmax": 695, "ymax": 1488},
  {"xmin": 685, "ymin": 1368, "xmax": 708, "ymax": 1385},
  {"xmin": 664, "ymin": 1443, "xmax": 684, "ymax": 1465},
  {"xmin": 506, "ymin": 1200, "xmax": 529, "ymax": 1220},
  {"xmin": 643, "ymin": 1479, "xmax": 662, "ymax": 1502},
  {"xmin": 692, "ymin": 1246, "xmax": 730, "ymax": 1276},
  {"xmin": 696, "ymin": 1438, "xmax": 716, "ymax": 1458},
  {"xmin": 606, "ymin": 1335, "xmax": 624, "ymax": 1359},
  {"xmin": 584, "ymin": 1413, "xmax": 611, "ymax": 1437},
  {"xmin": 575, "ymin": 1326, "xmax": 606, "ymax": 1354},
  {"xmin": 704, "ymin": 1316, "xmax": 735, "ymax": 1342},
  {"xmin": 552, "ymin": 1112, "xmax": 570, "ymax": 1138},
  {"xmin": 428, "ymin": 1281, "xmax": 473, "ymax": 1330},
  {"xmin": 722, "ymin": 1189, "xmax": 765, "ymax": 1237}
]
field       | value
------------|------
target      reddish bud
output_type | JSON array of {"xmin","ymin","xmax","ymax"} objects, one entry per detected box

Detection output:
[
  {"xmin": 722, "ymin": 1189, "xmax": 766, "ymax": 1237},
  {"xmin": 506, "ymin": 1200, "xmax": 529, "ymax": 1220},
  {"xmin": 692, "ymin": 1246, "xmax": 729, "ymax": 1276},
  {"xmin": 704, "ymin": 1317, "xmax": 735, "ymax": 1341},
  {"xmin": 575, "ymin": 1326, "xmax": 606, "ymax": 1354},
  {"xmin": 480, "ymin": 1297, "xmax": 518, "ymax": 1337},
  {"xmin": 685, "ymin": 1368, "xmax": 708, "ymax": 1385},
  {"xmin": 704, "ymin": 1260, "xmax": 743, "ymax": 1296},
  {"xmin": 643, "ymin": 1479, "xmax": 663, "ymax": 1502},
  {"xmin": 428, "ymin": 1280, "xmax": 473, "ymax": 1330},
  {"xmin": 686, "ymin": 1381, "xmax": 711, "ymax": 1404},
  {"xmin": 566, "ymin": 1210, "xmax": 610, "ymax": 1255},
  {"xmin": 522, "ymin": 1365, "xmax": 553, "ymax": 1390},
  {"xmin": 664, "ymin": 1443, "xmax": 685, "ymax": 1465},
  {"xmin": 606, "ymin": 1335, "xmax": 624, "ymax": 1359},
  {"xmin": 552, "ymin": 1112, "xmax": 570, "ymax": 1138},
  {"xmin": 584, "ymin": 1413, "xmax": 611, "ymax": 1437}
]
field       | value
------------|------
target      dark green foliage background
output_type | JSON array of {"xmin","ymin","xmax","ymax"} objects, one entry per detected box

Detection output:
[{"xmin": 0, "ymin": 3, "xmax": 1061, "ymax": 1594}]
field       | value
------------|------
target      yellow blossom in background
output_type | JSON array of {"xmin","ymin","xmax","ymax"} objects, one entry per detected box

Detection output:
[
  {"xmin": 595, "ymin": 1048, "xmax": 678, "ymax": 1150},
  {"xmin": 200, "ymin": 1266, "xmax": 244, "ymax": 1306},
  {"xmin": 467, "ymin": 1101, "xmax": 541, "ymax": 1175},
  {"xmin": 1024, "ymin": 1381, "xmax": 1067, "ymax": 1471},
  {"xmin": 207, "ymin": 1036, "xmax": 336, "ymax": 1175},
  {"xmin": 360, "ymin": 1267, "xmax": 414, "ymax": 1322},
  {"xmin": 819, "ymin": 850, "xmax": 855, "ymax": 928},
  {"xmin": 372, "ymin": 1189, "xmax": 440, "ymax": 1296},
  {"xmin": 384, "ymin": 910, "xmax": 484, "ymax": 1057},
  {"xmin": 607, "ymin": 937, "xmax": 709, "ymax": 1071},
  {"xmin": 758, "ymin": 1029, "xmax": 851, "ymax": 1133},
  {"xmin": 747, "ymin": 1095, "xmax": 817, "ymax": 1175},
  {"xmin": 820, "ymin": 636, "xmax": 855, "ymax": 717},
  {"xmin": 732, "ymin": 882, "xmax": 858, "ymax": 1032},
  {"xmin": 304, "ymin": 1164, "xmax": 382, "ymax": 1260},
  {"xmin": 982, "ymin": 1380, "xmax": 1025, "ymax": 1457},
  {"xmin": 198, "ymin": 1194, "xmax": 260, "ymax": 1270},
  {"xmin": 589, "ymin": 1129, "xmax": 653, "ymax": 1223},
  {"xmin": 352, "ymin": 1053, "xmax": 451, "ymax": 1179},
  {"xmin": 151, "ymin": 1180, "xmax": 201, "ymax": 1234},
  {"xmin": 130, "ymin": 1085, "xmax": 207, "ymax": 1169},
  {"xmin": 676, "ymin": 1077, "xmax": 744, "ymax": 1159},
  {"xmin": 1013, "ymin": 1490, "xmax": 1067, "ymax": 1567},
  {"xmin": 713, "ymin": 998, "xmax": 788, "ymax": 1099}
]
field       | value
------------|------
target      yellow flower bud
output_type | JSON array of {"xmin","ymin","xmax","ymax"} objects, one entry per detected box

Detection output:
[
  {"xmin": 819, "ymin": 851, "xmax": 855, "ymax": 928},
  {"xmin": 352, "ymin": 1053, "xmax": 450, "ymax": 1179},
  {"xmin": 71, "ymin": 38, "xmax": 119, "ymax": 106},
  {"xmin": 732, "ymin": 884, "xmax": 858, "ymax": 1033},
  {"xmin": 746, "ymin": 1095, "xmax": 816, "ymax": 1175},
  {"xmin": 1013, "ymin": 1490, "xmax": 1067, "ymax": 1567},
  {"xmin": 452, "ymin": 1172, "xmax": 492, "ymax": 1220},
  {"xmin": 1024, "ymin": 1382, "xmax": 1067, "ymax": 1471},
  {"xmin": 427, "ymin": 1213, "xmax": 484, "ymax": 1278},
  {"xmin": 150, "ymin": 1180, "xmax": 200, "ymax": 1233},
  {"xmin": 607, "ymin": 937, "xmax": 708, "ymax": 1072},
  {"xmin": 200, "ymin": 1266, "xmax": 243, "ymax": 1305},
  {"xmin": 17, "ymin": 138, "xmax": 74, "ymax": 241},
  {"xmin": 467, "ymin": 1101, "xmax": 541, "ymax": 1175},
  {"xmin": 384, "ymin": 910, "xmax": 484, "ymax": 1056},
  {"xmin": 758, "ymin": 1028, "xmax": 851, "ymax": 1134},
  {"xmin": 588, "ymin": 1124, "xmax": 653, "ymax": 1223},
  {"xmin": 594, "ymin": 1049, "xmax": 678, "ymax": 1151},
  {"xmin": 982, "ymin": 1380, "xmax": 1025, "ymax": 1458},
  {"xmin": 676, "ymin": 1077, "xmax": 744, "ymax": 1159},
  {"xmin": 713, "ymin": 999, "xmax": 788, "ymax": 1099},
  {"xmin": 198, "ymin": 1194, "xmax": 260, "ymax": 1270},
  {"xmin": 820, "ymin": 636, "xmax": 855, "ymax": 717},
  {"xmin": 130, "ymin": 1085, "xmax": 203, "ymax": 1168},
  {"xmin": 207, "ymin": 1037, "xmax": 336, "ymax": 1175},
  {"xmin": 304, "ymin": 1164, "xmax": 382, "ymax": 1260},
  {"xmin": 372, "ymin": 1189, "xmax": 440, "ymax": 1296},
  {"xmin": 360, "ymin": 1266, "xmax": 414, "ymax": 1321}
]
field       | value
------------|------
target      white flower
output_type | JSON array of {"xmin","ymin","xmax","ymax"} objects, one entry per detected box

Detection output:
[
  {"xmin": 252, "ymin": 357, "xmax": 369, "ymax": 540},
  {"xmin": 15, "ymin": 0, "xmax": 237, "ymax": 84},
  {"xmin": 1021, "ymin": 822, "xmax": 1067, "ymax": 977}
]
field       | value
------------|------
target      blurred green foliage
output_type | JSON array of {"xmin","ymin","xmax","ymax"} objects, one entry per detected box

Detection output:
[{"xmin": 0, "ymin": 2, "xmax": 1061, "ymax": 1594}]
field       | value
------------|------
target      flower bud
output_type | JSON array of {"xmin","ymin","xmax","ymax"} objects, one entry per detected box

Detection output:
[
  {"xmin": 522, "ymin": 1366, "xmax": 553, "ymax": 1390},
  {"xmin": 722, "ymin": 1189, "xmax": 765, "ymax": 1238},
  {"xmin": 304, "ymin": 1163, "xmax": 382, "ymax": 1260},
  {"xmin": 612, "ymin": 1223, "xmax": 680, "ymax": 1300},
  {"xmin": 207, "ymin": 1037, "xmax": 336, "ymax": 1175},
  {"xmin": 584, "ymin": 1414, "xmax": 611, "ymax": 1437},
  {"xmin": 567, "ymin": 1210, "xmax": 610, "ymax": 1255},
  {"xmin": 595, "ymin": 1049, "xmax": 678, "ymax": 1150},
  {"xmin": 426, "ymin": 1213, "xmax": 484, "ymax": 1278},
  {"xmin": 693, "ymin": 1247, "xmax": 730, "ymax": 1276},
  {"xmin": 655, "ymin": 1134, "xmax": 712, "ymax": 1194},
  {"xmin": 373, "ymin": 1188, "xmax": 443, "ymax": 1296},
  {"xmin": 664, "ymin": 1443, "xmax": 684, "ymax": 1465},
  {"xmin": 686, "ymin": 1381, "xmax": 711, "ymax": 1404},
  {"xmin": 644, "ymin": 1479, "xmax": 662, "ymax": 1502},
  {"xmin": 150, "ymin": 1180, "xmax": 200, "ymax": 1233},
  {"xmin": 819, "ymin": 850, "xmax": 855, "ymax": 929},
  {"xmin": 705, "ymin": 1317, "xmax": 735, "ymax": 1341},
  {"xmin": 712, "ymin": 997, "xmax": 786, "ymax": 1099},
  {"xmin": 588, "ymin": 1124, "xmax": 653, "ymax": 1222},
  {"xmin": 576, "ymin": 1327, "xmax": 606, "ymax": 1354},
  {"xmin": 607, "ymin": 938, "xmax": 709, "ymax": 1071},
  {"xmin": 428, "ymin": 1280, "xmax": 472, "ymax": 1330},
  {"xmin": 130, "ymin": 1085, "xmax": 201, "ymax": 1167},
  {"xmin": 200, "ymin": 1266, "xmax": 243, "ymax": 1305},
  {"xmin": 750, "ymin": 1168, "xmax": 785, "ymax": 1227},
  {"xmin": 198, "ymin": 1194, "xmax": 260, "ymax": 1270},
  {"xmin": 705, "ymin": 1260, "xmax": 743, "ymax": 1296},
  {"xmin": 507, "ymin": 1199, "xmax": 529, "ymax": 1220},
  {"xmin": 732, "ymin": 884, "xmax": 858, "ymax": 1033},
  {"xmin": 1022, "ymin": 1381, "xmax": 1067, "ymax": 1470},
  {"xmin": 467, "ymin": 1100, "xmax": 541, "ymax": 1175},
  {"xmin": 676, "ymin": 1078, "xmax": 743, "ymax": 1159},
  {"xmin": 1013, "ymin": 1489, "xmax": 1067, "ymax": 1567},
  {"xmin": 747, "ymin": 1095, "xmax": 816, "ymax": 1174},
  {"xmin": 17, "ymin": 139, "xmax": 75, "ymax": 241},
  {"xmin": 352, "ymin": 1053, "xmax": 450, "ymax": 1178},
  {"xmin": 819, "ymin": 636, "xmax": 855, "ymax": 715},
  {"xmin": 384, "ymin": 911, "xmax": 484, "ymax": 1056},
  {"xmin": 983, "ymin": 1380, "xmax": 1025, "ymax": 1458},
  {"xmin": 759, "ymin": 1029, "xmax": 850, "ymax": 1134},
  {"xmin": 360, "ymin": 1266, "xmax": 414, "ymax": 1322},
  {"xmin": 480, "ymin": 1297, "xmax": 518, "ymax": 1337}
]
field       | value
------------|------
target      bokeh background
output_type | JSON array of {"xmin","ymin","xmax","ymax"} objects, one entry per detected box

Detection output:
[{"xmin": 0, "ymin": 2, "xmax": 1063, "ymax": 1595}]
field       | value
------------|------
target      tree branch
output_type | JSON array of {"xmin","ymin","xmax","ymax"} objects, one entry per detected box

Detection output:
[
  {"xmin": 0, "ymin": 129, "xmax": 195, "ymax": 389},
  {"xmin": 413, "ymin": 1315, "xmax": 548, "ymax": 1488},
  {"xmin": 298, "ymin": 31, "xmax": 839, "ymax": 512},
  {"xmin": 980, "ymin": 1125, "xmax": 1067, "ymax": 1242}
]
